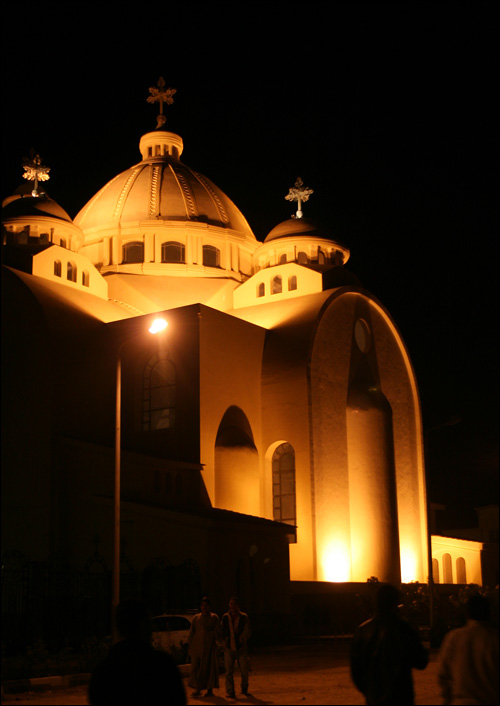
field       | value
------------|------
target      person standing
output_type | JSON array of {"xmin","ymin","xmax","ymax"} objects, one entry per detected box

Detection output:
[
  {"xmin": 221, "ymin": 596, "xmax": 252, "ymax": 698},
  {"xmin": 88, "ymin": 598, "xmax": 186, "ymax": 705},
  {"xmin": 438, "ymin": 593, "xmax": 499, "ymax": 705},
  {"xmin": 350, "ymin": 583, "xmax": 428, "ymax": 705},
  {"xmin": 187, "ymin": 597, "xmax": 220, "ymax": 697}
]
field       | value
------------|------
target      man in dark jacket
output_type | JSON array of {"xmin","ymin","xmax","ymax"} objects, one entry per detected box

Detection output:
[
  {"xmin": 350, "ymin": 583, "xmax": 428, "ymax": 705},
  {"xmin": 89, "ymin": 598, "xmax": 186, "ymax": 705},
  {"xmin": 220, "ymin": 597, "xmax": 252, "ymax": 698}
]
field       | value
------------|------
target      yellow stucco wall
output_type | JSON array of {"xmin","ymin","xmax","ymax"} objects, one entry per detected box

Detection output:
[
  {"xmin": 198, "ymin": 306, "xmax": 266, "ymax": 512},
  {"xmin": 432, "ymin": 535, "xmax": 483, "ymax": 585},
  {"xmin": 33, "ymin": 245, "xmax": 108, "ymax": 299},
  {"xmin": 309, "ymin": 290, "xmax": 428, "ymax": 584}
]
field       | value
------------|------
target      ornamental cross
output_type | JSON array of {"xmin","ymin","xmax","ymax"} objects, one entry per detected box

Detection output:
[
  {"xmin": 22, "ymin": 149, "xmax": 50, "ymax": 196},
  {"xmin": 147, "ymin": 77, "xmax": 176, "ymax": 129},
  {"xmin": 285, "ymin": 177, "xmax": 314, "ymax": 219}
]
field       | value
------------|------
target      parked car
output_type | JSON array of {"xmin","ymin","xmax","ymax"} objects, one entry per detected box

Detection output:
[
  {"xmin": 151, "ymin": 611, "xmax": 224, "ymax": 669},
  {"xmin": 151, "ymin": 612, "xmax": 195, "ymax": 662}
]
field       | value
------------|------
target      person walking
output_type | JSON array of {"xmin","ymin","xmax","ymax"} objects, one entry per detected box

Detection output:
[
  {"xmin": 88, "ymin": 598, "xmax": 186, "ymax": 705},
  {"xmin": 438, "ymin": 593, "xmax": 499, "ymax": 705},
  {"xmin": 220, "ymin": 596, "xmax": 252, "ymax": 699},
  {"xmin": 187, "ymin": 597, "xmax": 220, "ymax": 698},
  {"xmin": 350, "ymin": 583, "xmax": 428, "ymax": 705}
]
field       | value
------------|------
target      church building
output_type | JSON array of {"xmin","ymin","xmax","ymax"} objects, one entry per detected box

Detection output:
[{"xmin": 2, "ymin": 81, "xmax": 432, "ymax": 643}]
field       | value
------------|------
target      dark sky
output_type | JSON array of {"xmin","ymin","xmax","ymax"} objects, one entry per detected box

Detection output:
[{"xmin": 2, "ymin": 2, "xmax": 498, "ymax": 524}]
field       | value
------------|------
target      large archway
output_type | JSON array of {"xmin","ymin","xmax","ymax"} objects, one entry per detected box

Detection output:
[{"xmin": 214, "ymin": 406, "xmax": 259, "ymax": 515}]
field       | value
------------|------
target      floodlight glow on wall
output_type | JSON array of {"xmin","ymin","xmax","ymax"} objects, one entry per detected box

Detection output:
[{"xmin": 149, "ymin": 318, "xmax": 168, "ymax": 334}]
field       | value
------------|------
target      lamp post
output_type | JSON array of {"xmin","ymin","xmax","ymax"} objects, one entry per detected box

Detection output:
[
  {"xmin": 424, "ymin": 414, "xmax": 462, "ymax": 642},
  {"xmin": 111, "ymin": 317, "xmax": 168, "ymax": 643}
]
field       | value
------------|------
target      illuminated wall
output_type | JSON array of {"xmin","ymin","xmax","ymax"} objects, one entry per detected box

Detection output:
[
  {"xmin": 431, "ymin": 535, "xmax": 483, "ymax": 585},
  {"xmin": 346, "ymin": 380, "xmax": 401, "ymax": 583},
  {"xmin": 214, "ymin": 407, "xmax": 260, "ymax": 516},
  {"xmin": 197, "ymin": 306, "xmax": 266, "ymax": 510},
  {"xmin": 307, "ymin": 290, "xmax": 427, "ymax": 583},
  {"xmin": 32, "ymin": 246, "xmax": 108, "ymax": 299}
]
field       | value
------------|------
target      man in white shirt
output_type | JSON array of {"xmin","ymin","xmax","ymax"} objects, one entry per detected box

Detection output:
[{"xmin": 438, "ymin": 593, "xmax": 499, "ymax": 705}]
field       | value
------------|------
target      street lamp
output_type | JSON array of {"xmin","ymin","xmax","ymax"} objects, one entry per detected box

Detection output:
[
  {"xmin": 424, "ymin": 414, "xmax": 462, "ymax": 642},
  {"xmin": 112, "ymin": 317, "xmax": 168, "ymax": 643}
]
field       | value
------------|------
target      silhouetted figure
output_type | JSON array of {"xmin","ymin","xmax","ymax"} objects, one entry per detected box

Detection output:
[
  {"xmin": 350, "ymin": 583, "xmax": 428, "ymax": 705},
  {"xmin": 187, "ymin": 596, "xmax": 220, "ymax": 697},
  {"xmin": 88, "ymin": 598, "xmax": 187, "ymax": 705},
  {"xmin": 221, "ymin": 596, "xmax": 252, "ymax": 698},
  {"xmin": 438, "ymin": 593, "xmax": 499, "ymax": 705}
]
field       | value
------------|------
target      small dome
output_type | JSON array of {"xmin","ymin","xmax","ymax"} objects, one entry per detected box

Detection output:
[
  {"xmin": 2, "ymin": 186, "xmax": 73, "ymax": 223},
  {"xmin": 265, "ymin": 217, "xmax": 334, "ymax": 243},
  {"xmin": 254, "ymin": 215, "xmax": 350, "ymax": 272}
]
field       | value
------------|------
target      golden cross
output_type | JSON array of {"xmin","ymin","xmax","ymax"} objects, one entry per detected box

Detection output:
[
  {"xmin": 22, "ymin": 149, "xmax": 50, "ymax": 196},
  {"xmin": 147, "ymin": 77, "xmax": 176, "ymax": 128},
  {"xmin": 285, "ymin": 177, "xmax": 314, "ymax": 219}
]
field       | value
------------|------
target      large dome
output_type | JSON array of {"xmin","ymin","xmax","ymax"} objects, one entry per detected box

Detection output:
[
  {"xmin": 74, "ymin": 129, "xmax": 257, "ymax": 282},
  {"xmin": 74, "ymin": 130, "xmax": 255, "ymax": 244}
]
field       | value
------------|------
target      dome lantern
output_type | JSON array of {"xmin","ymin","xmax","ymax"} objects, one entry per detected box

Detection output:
[{"xmin": 139, "ymin": 130, "xmax": 184, "ymax": 161}]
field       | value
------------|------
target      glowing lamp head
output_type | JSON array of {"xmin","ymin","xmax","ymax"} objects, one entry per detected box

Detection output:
[{"xmin": 149, "ymin": 318, "xmax": 168, "ymax": 334}]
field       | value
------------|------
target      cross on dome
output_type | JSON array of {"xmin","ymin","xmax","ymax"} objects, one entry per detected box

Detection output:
[
  {"xmin": 22, "ymin": 149, "xmax": 50, "ymax": 197},
  {"xmin": 285, "ymin": 177, "xmax": 314, "ymax": 219},
  {"xmin": 147, "ymin": 77, "xmax": 176, "ymax": 129}
]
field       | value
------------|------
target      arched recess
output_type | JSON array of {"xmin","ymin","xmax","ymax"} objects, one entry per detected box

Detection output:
[
  {"xmin": 214, "ymin": 406, "xmax": 259, "ymax": 515},
  {"xmin": 347, "ymin": 377, "xmax": 401, "ymax": 584},
  {"xmin": 442, "ymin": 553, "xmax": 453, "ymax": 583},
  {"xmin": 456, "ymin": 556, "xmax": 467, "ymax": 584},
  {"xmin": 432, "ymin": 558, "xmax": 440, "ymax": 584}
]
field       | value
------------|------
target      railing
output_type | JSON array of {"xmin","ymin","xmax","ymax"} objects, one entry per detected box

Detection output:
[{"xmin": 1, "ymin": 552, "xmax": 201, "ymax": 652}]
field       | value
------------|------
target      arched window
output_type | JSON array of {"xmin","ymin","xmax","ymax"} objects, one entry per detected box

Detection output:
[
  {"xmin": 67, "ymin": 261, "xmax": 77, "ymax": 282},
  {"xmin": 332, "ymin": 251, "xmax": 343, "ymax": 266},
  {"xmin": 122, "ymin": 241, "xmax": 144, "ymax": 264},
  {"xmin": 288, "ymin": 275, "xmax": 297, "ymax": 291},
  {"xmin": 442, "ymin": 553, "xmax": 453, "ymax": 583},
  {"xmin": 271, "ymin": 275, "xmax": 282, "ymax": 294},
  {"xmin": 82, "ymin": 270, "xmax": 90, "ymax": 287},
  {"xmin": 297, "ymin": 251, "xmax": 309, "ymax": 265},
  {"xmin": 54, "ymin": 260, "xmax": 62, "ymax": 277},
  {"xmin": 279, "ymin": 253, "xmax": 287, "ymax": 264},
  {"xmin": 456, "ymin": 557, "xmax": 467, "ymax": 584},
  {"xmin": 272, "ymin": 443, "xmax": 297, "ymax": 529},
  {"xmin": 161, "ymin": 241, "xmax": 185, "ymax": 263},
  {"xmin": 318, "ymin": 249, "xmax": 325, "ymax": 265},
  {"xmin": 432, "ymin": 558, "xmax": 440, "ymax": 584},
  {"xmin": 143, "ymin": 353, "xmax": 176, "ymax": 431},
  {"xmin": 203, "ymin": 244, "xmax": 220, "ymax": 268},
  {"xmin": 257, "ymin": 282, "xmax": 265, "ymax": 297}
]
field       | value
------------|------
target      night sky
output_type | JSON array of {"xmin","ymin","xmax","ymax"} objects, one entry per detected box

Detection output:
[{"xmin": 2, "ymin": 2, "xmax": 498, "ymax": 527}]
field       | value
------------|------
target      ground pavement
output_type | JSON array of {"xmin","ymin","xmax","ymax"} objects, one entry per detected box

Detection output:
[{"xmin": 1, "ymin": 642, "xmax": 443, "ymax": 705}]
